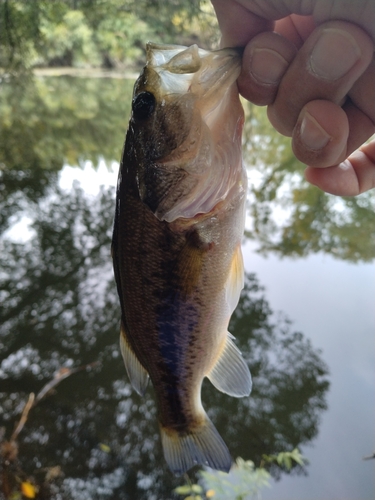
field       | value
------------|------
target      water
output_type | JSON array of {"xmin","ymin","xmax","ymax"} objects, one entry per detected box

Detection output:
[{"xmin": 0, "ymin": 76, "xmax": 374, "ymax": 499}]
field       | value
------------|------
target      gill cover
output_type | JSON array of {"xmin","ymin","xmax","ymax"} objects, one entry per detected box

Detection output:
[{"xmin": 132, "ymin": 43, "xmax": 244, "ymax": 223}]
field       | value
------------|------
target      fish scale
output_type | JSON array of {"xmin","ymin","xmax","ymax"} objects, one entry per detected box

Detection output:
[{"xmin": 112, "ymin": 42, "xmax": 252, "ymax": 476}]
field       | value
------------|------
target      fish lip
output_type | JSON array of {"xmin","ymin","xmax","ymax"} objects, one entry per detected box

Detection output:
[
  {"xmin": 146, "ymin": 42, "xmax": 209, "ymax": 68},
  {"xmin": 144, "ymin": 42, "xmax": 241, "ymax": 97},
  {"xmin": 146, "ymin": 41, "xmax": 242, "ymax": 63}
]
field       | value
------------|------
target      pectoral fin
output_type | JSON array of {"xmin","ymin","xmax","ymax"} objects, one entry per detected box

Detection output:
[
  {"xmin": 119, "ymin": 322, "xmax": 149, "ymax": 396},
  {"xmin": 225, "ymin": 244, "xmax": 244, "ymax": 314},
  {"xmin": 207, "ymin": 333, "xmax": 252, "ymax": 397}
]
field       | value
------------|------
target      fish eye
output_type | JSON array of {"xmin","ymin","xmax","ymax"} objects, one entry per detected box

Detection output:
[{"xmin": 132, "ymin": 91, "xmax": 156, "ymax": 120}]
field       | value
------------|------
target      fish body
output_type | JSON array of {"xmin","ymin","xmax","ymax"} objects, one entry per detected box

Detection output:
[{"xmin": 112, "ymin": 43, "xmax": 251, "ymax": 475}]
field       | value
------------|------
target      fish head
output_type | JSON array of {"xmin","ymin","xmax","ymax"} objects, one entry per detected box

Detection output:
[{"xmin": 129, "ymin": 43, "xmax": 243, "ymax": 221}]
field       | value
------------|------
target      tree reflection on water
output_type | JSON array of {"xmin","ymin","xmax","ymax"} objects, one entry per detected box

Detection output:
[
  {"xmin": 0, "ymin": 77, "xmax": 333, "ymax": 498},
  {"xmin": 0, "ymin": 180, "xmax": 329, "ymax": 499},
  {"xmin": 243, "ymin": 103, "xmax": 375, "ymax": 263}
]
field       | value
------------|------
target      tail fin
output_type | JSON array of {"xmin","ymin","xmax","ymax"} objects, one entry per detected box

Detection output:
[{"xmin": 160, "ymin": 415, "xmax": 232, "ymax": 476}]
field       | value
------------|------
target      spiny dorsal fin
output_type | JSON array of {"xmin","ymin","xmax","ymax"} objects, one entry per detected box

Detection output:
[
  {"xmin": 160, "ymin": 414, "xmax": 232, "ymax": 476},
  {"xmin": 207, "ymin": 333, "xmax": 252, "ymax": 397},
  {"xmin": 119, "ymin": 322, "xmax": 149, "ymax": 396},
  {"xmin": 225, "ymin": 244, "xmax": 244, "ymax": 314}
]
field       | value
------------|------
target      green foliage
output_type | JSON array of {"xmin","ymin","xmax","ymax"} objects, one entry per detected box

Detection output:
[
  {"xmin": 40, "ymin": 9, "xmax": 101, "ymax": 67},
  {"xmin": 0, "ymin": 75, "xmax": 133, "ymax": 236},
  {"xmin": 0, "ymin": 0, "xmax": 41, "ymax": 72},
  {"xmin": 0, "ymin": 0, "xmax": 219, "ymax": 72},
  {"xmin": 0, "ymin": 76, "xmax": 132, "ymax": 169},
  {"xmin": 175, "ymin": 458, "xmax": 272, "ymax": 500},
  {"xmin": 174, "ymin": 482, "xmax": 204, "ymax": 499},
  {"xmin": 200, "ymin": 459, "xmax": 271, "ymax": 500},
  {"xmin": 94, "ymin": 12, "xmax": 150, "ymax": 67},
  {"xmin": 261, "ymin": 448, "xmax": 306, "ymax": 471},
  {"xmin": 174, "ymin": 450, "xmax": 307, "ymax": 500}
]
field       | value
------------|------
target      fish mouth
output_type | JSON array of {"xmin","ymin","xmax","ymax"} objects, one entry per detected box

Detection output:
[{"xmin": 145, "ymin": 42, "xmax": 241, "ymax": 98}]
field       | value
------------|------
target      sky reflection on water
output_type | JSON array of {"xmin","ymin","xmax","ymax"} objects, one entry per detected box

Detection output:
[{"xmin": 245, "ymin": 244, "xmax": 375, "ymax": 500}]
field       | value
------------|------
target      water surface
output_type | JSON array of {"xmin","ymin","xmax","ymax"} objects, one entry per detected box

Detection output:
[{"xmin": 0, "ymin": 76, "xmax": 373, "ymax": 499}]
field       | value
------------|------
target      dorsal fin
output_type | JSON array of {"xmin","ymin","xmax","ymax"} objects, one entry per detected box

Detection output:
[
  {"xmin": 207, "ymin": 333, "xmax": 252, "ymax": 398},
  {"xmin": 119, "ymin": 322, "xmax": 149, "ymax": 396}
]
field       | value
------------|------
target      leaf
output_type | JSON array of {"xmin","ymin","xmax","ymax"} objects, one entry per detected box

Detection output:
[
  {"xmin": 191, "ymin": 484, "xmax": 203, "ymax": 493},
  {"xmin": 284, "ymin": 456, "xmax": 292, "ymax": 470},
  {"xmin": 21, "ymin": 482, "xmax": 37, "ymax": 499},
  {"xmin": 9, "ymin": 493, "xmax": 22, "ymax": 500},
  {"xmin": 99, "ymin": 443, "xmax": 111, "ymax": 453},
  {"xmin": 290, "ymin": 448, "xmax": 306, "ymax": 466},
  {"xmin": 174, "ymin": 485, "xmax": 193, "ymax": 495},
  {"xmin": 44, "ymin": 466, "xmax": 62, "ymax": 482}
]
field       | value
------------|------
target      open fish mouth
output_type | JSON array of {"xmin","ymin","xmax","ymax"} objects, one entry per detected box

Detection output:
[{"xmin": 145, "ymin": 42, "xmax": 242, "ymax": 98}]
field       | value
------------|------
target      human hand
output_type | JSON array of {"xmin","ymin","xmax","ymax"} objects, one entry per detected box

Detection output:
[{"xmin": 212, "ymin": 0, "xmax": 375, "ymax": 195}]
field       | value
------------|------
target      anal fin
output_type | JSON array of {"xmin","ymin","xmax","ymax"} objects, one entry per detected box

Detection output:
[
  {"xmin": 120, "ymin": 322, "xmax": 149, "ymax": 396},
  {"xmin": 207, "ymin": 333, "xmax": 252, "ymax": 397}
]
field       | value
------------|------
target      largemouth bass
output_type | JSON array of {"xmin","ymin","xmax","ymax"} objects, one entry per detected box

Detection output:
[{"xmin": 112, "ymin": 42, "xmax": 251, "ymax": 475}]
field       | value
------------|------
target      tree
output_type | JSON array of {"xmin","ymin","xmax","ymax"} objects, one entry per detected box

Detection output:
[{"xmin": 0, "ymin": 0, "xmax": 218, "ymax": 72}]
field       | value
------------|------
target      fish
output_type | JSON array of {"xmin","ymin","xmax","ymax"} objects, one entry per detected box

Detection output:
[{"xmin": 111, "ymin": 42, "xmax": 251, "ymax": 476}]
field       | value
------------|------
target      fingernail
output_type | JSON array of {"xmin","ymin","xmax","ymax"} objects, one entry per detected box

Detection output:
[
  {"xmin": 250, "ymin": 48, "xmax": 289, "ymax": 84},
  {"xmin": 310, "ymin": 28, "xmax": 361, "ymax": 80},
  {"xmin": 300, "ymin": 112, "xmax": 331, "ymax": 150}
]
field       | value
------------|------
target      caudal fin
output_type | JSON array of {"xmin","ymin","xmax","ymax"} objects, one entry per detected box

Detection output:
[{"xmin": 160, "ymin": 415, "xmax": 232, "ymax": 476}]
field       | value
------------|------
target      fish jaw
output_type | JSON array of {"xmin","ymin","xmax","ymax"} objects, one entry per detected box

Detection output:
[
  {"xmin": 145, "ymin": 42, "xmax": 241, "ymax": 100},
  {"xmin": 130, "ymin": 43, "xmax": 245, "ymax": 223},
  {"xmin": 142, "ymin": 42, "xmax": 242, "ymax": 130}
]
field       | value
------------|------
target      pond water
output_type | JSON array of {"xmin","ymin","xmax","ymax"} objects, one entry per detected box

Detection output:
[{"xmin": 0, "ymin": 76, "xmax": 374, "ymax": 499}]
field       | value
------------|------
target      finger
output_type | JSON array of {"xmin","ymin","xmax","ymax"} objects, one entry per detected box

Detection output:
[
  {"xmin": 292, "ymin": 99, "xmax": 375, "ymax": 168},
  {"xmin": 274, "ymin": 14, "xmax": 316, "ymax": 47},
  {"xmin": 238, "ymin": 32, "xmax": 297, "ymax": 105},
  {"xmin": 211, "ymin": 0, "xmax": 272, "ymax": 47},
  {"xmin": 233, "ymin": 0, "xmax": 375, "ymax": 43},
  {"xmin": 267, "ymin": 20, "xmax": 374, "ymax": 136},
  {"xmin": 343, "ymin": 98, "xmax": 375, "ymax": 157},
  {"xmin": 292, "ymin": 100, "xmax": 349, "ymax": 167},
  {"xmin": 348, "ymin": 57, "xmax": 375, "ymax": 128},
  {"xmin": 305, "ymin": 138, "xmax": 375, "ymax": 196}
]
